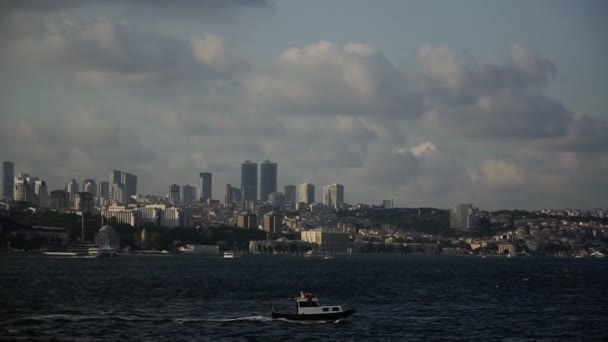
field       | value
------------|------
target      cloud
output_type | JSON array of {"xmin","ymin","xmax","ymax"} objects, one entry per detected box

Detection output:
[
  {"xmin": 467, "ymin": 159, "xmax": 526, "ymax": 188},
  {"xmin": 0, "ymin": 0, "xmax": 272, "ymax": 13},
  {"xmin": 1, "ymin": 17, "xmax": 246, "ymax": 85},
  {"xmin": 246, "ymin": 40, "xmax": 423, "ymax": 117}
]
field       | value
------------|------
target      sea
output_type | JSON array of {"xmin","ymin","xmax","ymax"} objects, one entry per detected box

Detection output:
[{"xmin": 1, "ymin": 255, "xmax": 607, "ymax": 341}]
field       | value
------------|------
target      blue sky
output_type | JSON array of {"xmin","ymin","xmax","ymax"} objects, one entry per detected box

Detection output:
[{"xmin": 0, "ymin": 0, "xmax": 606, "ymax": 209}]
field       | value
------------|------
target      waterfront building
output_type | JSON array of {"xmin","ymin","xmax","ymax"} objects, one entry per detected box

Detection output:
[
  {"xmin": 199, "ymin": 172, "xmax": 212, "ymax": 202},
  {"xmin": 241, "ymin": 161, "xmax": 258, "ymax": 202},
  {"xmin": 284, "ymin": 184, "xmax": 296, "ymax": 209},
  {"xmin": 182, "ymin": 185, "xmax": 196, "ymax": 206},
  {"xmin": 298, "ymin": 183, "xmax": 315, "ymax": 204},
  {"xmin": 50, "ymin": 190, "xmax": 70, "ymax": 211},
  {"xmin": 1, "ymin": 161, "xmax": 14, "ymax": 200},
  {"xmin": 300, "ymin": 228, "xmax": 351, "ymax": 253},
  {"xmin": 322, "ymin": 183, "xmax": 344, "ymax": 208},
  {"xmin": 260, "ymin": 160, "xmax": 277, "ymax": 202},
  {"xmin": 169, "ymin": 184, "xmax": 180, "ymax": 205}
]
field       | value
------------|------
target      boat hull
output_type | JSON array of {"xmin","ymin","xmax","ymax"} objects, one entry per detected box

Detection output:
[{"xmin": 271, "ymin": 309, "xmax": 355, "ymax": 321}]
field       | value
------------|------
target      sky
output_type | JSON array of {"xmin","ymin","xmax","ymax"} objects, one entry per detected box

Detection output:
[{"xmin": 1, "ymin": 0, "xmax": 607, "ymax": 210}]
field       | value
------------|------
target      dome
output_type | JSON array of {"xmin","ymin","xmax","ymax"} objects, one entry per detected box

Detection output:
[{"xmin": 96, "ymin": 225, "xmax": 120, "ymax": 249}]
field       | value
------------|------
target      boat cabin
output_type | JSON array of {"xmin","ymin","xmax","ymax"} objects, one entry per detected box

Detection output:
[{"xmin": 295, "ymin": 292, "xmax": 344, "ymax": 315}]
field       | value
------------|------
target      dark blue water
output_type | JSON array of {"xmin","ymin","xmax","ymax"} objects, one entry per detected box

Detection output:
[{"xmin": 1, "ymin": 255, "xmax": 607, "ymax": 341}]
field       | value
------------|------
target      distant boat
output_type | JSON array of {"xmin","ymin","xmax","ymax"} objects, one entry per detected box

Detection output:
[
  {"xmin": 305, "ymin": 250, "xmax": 327, "ymax": 258},
  {"xmin": 88, "ymin": 247, "xmax": 119, "ymax": 258},
  {"xmin": 223, "ymin": 251, "xmax": 242, "ymax": 259},
  {"xmin": 271, "ymin": 292, "xmax": 355, "ymax": 322}
]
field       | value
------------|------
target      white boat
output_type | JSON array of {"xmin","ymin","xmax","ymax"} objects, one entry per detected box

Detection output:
[
  {"xmin": 88, "ymin": 247, "xmax": 119, "ymax": 258},
  {"xmin": 223, "ymin": 251, "xmax": 242, "ymax": 258},
  {"xmin": 305, "ymin": 250, "xmax": 327, "ymax": 258},
  {"xmin": 271, "ymin": 292, "xmax": 355, "ymax": 322}
]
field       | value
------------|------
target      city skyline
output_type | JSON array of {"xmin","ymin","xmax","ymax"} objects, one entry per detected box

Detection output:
[{"xmin": 0, "ymin": 1, "xmax": 606, "ymax": 209}]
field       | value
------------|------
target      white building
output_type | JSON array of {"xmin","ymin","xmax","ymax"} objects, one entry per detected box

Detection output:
[
  {"xmin": 298, "ymin": 183, "xmax": 315, "ymax": 204},
  {"xmin": 449, "ymin": 203, "xmax": 480, "ymax": 230},
  {"xmin": 323, "ymin": 183, "xmax": 344, "ymax": 208},
  {"xmin": 300, "ymin": 228, "xmax": 351, "ymax": 253}
]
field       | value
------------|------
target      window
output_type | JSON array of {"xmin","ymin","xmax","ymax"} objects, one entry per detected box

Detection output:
[
  {"xmin": 322, "ymin": 308, "xmax": 329, "ymax": 312},
  {"xmin": 332, "ymin": 307, "xmax": 340, "ymax": 311}
]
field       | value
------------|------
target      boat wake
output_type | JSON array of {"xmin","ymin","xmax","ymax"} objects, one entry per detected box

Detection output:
[{"xmin": 175, "ymin": 315, "xmax": 273, "ymax": 324}]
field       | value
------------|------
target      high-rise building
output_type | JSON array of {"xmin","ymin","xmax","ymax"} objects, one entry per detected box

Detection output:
[
  {"xmin": 65, "ymin": 179, "xmax": 79, "ymax": 203},
  {"xmin": 1, "ymin": 161, "xmax": 15, "ymax": 200},
  {"xmin": 237, "ymin": 213, "xmax": 258, "ymax": 229},
  {"xmin": 241, "ymin": 161, "xmax": 258, "ymax": 202},
  {"xmin": 35, "ymin": 180, "xmax": 49, "ymax": 208},
  {"xmin": 262, "ymin": 211, "xmax": 284, "ymax": 233},
  {"xmin": 122, "ymin": 172, "xmax": 137, "ymax": 204},
  {"xmin": 284, "ymin": 184, "xmax": 296, "ymax": 209},
  {"xmin": 323, "ymin": 183, "xmax": 344, "ymax": 208},
  {"xmin": 298, "ymin": 183, "xmax": 315, "ymax": 204},
  {"xmin": 449, "ymin": 203, "xmax": 480, "ymax": 230},
  {"xmin": 99, "ymin": 181, "xmax": 110, "ymax": 200},
  {"xmin": 382, "ymin": 199, "xmax": 394, "ymax": 209},
  {"xmin": 112, "ymin": 183, "xmax": 126, "ymax": 205},
  {"xmin": 50, "ymin": 190, "xmax": 70, "ymax": 211},
  {"xmin": 199, "ymin": 172, "xmax": 212, "ymax": 202},
  {"xmin": 182, "ymin": 185, "xmax": 196, "ymax": 206},
  {"xmin": 110, "ymin": 170, "xmax": 122, "ymax": 187},
  {"xmin": 14, "ymin": 175, "xmax": 31, "ymax": 202},
  {"xmin": 260, "ymin": 160, "xmax": 277, "ymax": 202},
  {"xmin": 169, "ymin": 184, "xmax": 180, "ymax": 205},
  {"xmin": 268, "ymin": 192, "xmax": 286, "ymax": 210},
  {"xmin": 74, "ymin": 192, "xmax": 95, "ymax": 212},
  {"xmin": 82, "ymin": 179, "xmax": 97, "ymax": 196}
]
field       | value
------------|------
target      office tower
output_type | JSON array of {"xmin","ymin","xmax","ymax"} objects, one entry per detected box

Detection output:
[
  {"xmin": 74, "ymin": 192, "xmax": 95, "ymax": 212},
  {"xmin": 112, "ymin": 183, "xmax": 126, "ymax": 205},
  {"xmin": 382, "ymin": 199, "xmax": 394, "ymax": 209},
  {"xmin": 35, "ymin": 180, "xmax": 49, "ymax": 208},
  {"xmin": 122, "ymin": 172, "xmax": 137, "ymax": 204},
  {"xmin": 284, "ymin": 184, "xmax": 296, "ymax": 209},
  {"xmin": 199, "ymin": 172, "xmax": 212, "ymax": 201},
  {"xmin": 241, "ymin": 161, "xmax": 258, "ymax": 202},
  {"xmin": 82, "ymin": 179, "xmax": 97, "ymax": 196},
  {"xmin": 323, "ymin": 183, "xmax": 344, "ymax": 207},
  {"xmin": 182, "ymin": 185, "xmax": 196, "ymax": 206},
  {"xmin": 1, "ymin": 161, "xmax": 15, "ymax": 200},
  {"xmin": 298, "ymin": 183, "xmax": 315, "ymax": 204},
  {"xmin": 13, "ymin": 175, "xmax": 31, "ymax": 202},
  {"xmin": 50, "ymin": 190, "xmax": 70, "ymax": 210},
  {"xmin": 65, "ymin": 179, "xmax": 79, "ymax": 202},
  {"xmin": 260, "ymin": 160, "xmax": 277, "ymax": 202},
  {"xmin": 99, "ymin": 181, "xmax": 110, "ymax": 200},
  {"xmin": 268, "ymin": 192, "xmax": 285, "ymax": 210},
  {"xmin": 225, "ymin": 184, "xmax": 234, "ymax": 204},
  {"xmin": 110, "ymin": 170, "xmax": 122, "ymax": 187},
  {"xmin": 169, "ymin": 184, "xmax": 180, "ymax": 205},
  {"xmin": 449, "ymin": 203, "xmax": 480, "ymax": 230}
]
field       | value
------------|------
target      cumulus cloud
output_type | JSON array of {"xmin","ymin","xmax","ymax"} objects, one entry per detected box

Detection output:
[
  {"xmin": 467, "ymin": 159, "xmax": 526, "ymax": 188},
  {"xmin": 246, "ymin": 40, "xmax": 422, "ymax": 117},
  {"xmin": 0, "ymin": 17, "xmax": 246, "ymax": 85}
]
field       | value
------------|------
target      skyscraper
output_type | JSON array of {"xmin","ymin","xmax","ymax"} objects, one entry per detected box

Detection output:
[
  {"xmin": 298, "ymin": 183, "xmax": 315, "ymax": 204},
  {"xmin": 35, "ymin": 180, "xmax": 49, "ymax": 208},
  {"xmin": 169, "ymin": 184, "xmax": 180, "ymax": 205},
  {"xmin": 284, "ymin": 184, "xmax": 296, "ymax": 209},
  {"xmin": 323, "ymin": 183, "xmax": 344, "ymax": 207},
  {"xmin": 82, "ymin": 179, "xmax": 97, "ymax": 196},
  {"xmin": 1, "ymin": 161, "xmax": 14, "ymax": 200},
  {"xmin": 122, "ymin": 172, "xmax": 137, "ymax": 204},
  {"xmin": 13, "ymin": 175, "xmax": 31, "ymax": 202},
  {"xmin": 199, "ymin": 172, "xmax": 212, "ymax": 201},
  {"xmin": 182, "ymin": 185, "xmax": 196, "ymax": 206},
  {"xmin": 98, "ymin": 181, "xmax": 110, "ymax": 200},
  {"xmin": 260, "ymin": 160, "xmax": 277, "ymax": 202},
  {"xmin": 65, "ymin": 179, "xmax": 79, "ymax": 202},
  {"xmin": 241, "ymin": 161, "xmax": 258, "ymax": 202}
]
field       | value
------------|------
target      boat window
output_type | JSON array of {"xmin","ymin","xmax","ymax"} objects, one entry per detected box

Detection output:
[
  {"xmin": 322, "ymin": 308, "xmax": 329, "ymax": 312},
  {"xmin": 332, "ymin": 307, "xmax": 340, "ymax": 311}
]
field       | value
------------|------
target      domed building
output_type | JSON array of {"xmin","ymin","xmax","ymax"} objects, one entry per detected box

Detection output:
[{"xmin": 95, "ymin": 225, "xmax": 120, "ymax": 249}]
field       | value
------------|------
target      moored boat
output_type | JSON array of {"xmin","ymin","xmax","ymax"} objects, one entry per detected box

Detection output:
[
  {"xmin": 223, "ymin": 251, "xmax": 242, "ymax": 258},
  {"xmin": 271, "ymin": 292, "xmax": 355, "ymax": 322}
]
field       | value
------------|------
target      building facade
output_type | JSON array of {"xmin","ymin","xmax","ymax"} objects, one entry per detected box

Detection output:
[
  {"xmin": 199, "ymin": 172, "xmax": 212, "ymax": 202},
  {"xmin": 1, "ymin": 161, "xmax": 14, "ymax": 200},
  {"xmin": 241, "ymin": 161, "xmax": 258, "ymax": 202},
  {"xmin": 298, "ymin": 183, "xmax": 315, "ymax": 204},
  {"xmin": 50, "ymin": 190, "xmax": 70, "ymax": 211},
  {"xmin": 323, "ymin": 183, "xmax": 344, "ymax": 208},
  {"xmin": 169, "ymin": 184, "xmax": 180, "ymax": 205},
  {"xmin": 82, "ymin": 179, "xmax": 97, "ymax": 196},
  {"xmin": 284, "ymin": 184, "xmax": 296, "ymax": 209},
  {"xmin": 449, "ymin": 203, "xmax": 480, "ymax": 230},
  {"xmin": 182, "ymin": 185, "xmax": 196, "ymax": 206},
  {"xmin": 260, "ymin": 160, "xmax": 277, "ymax": 203}
]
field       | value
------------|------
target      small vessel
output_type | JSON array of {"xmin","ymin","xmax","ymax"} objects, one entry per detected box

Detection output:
[
  {"xmin": 305, "ymin": 250, "xmax": 327, "ymax": 258},
  {"xmin": 223, "ymin": 251, "xmax": 242, "ymax": 258},
  {"xmin": 271, "ymin": 292, "xmax": 355, "ymax": 322},
  {"xmin": 88, "ymin": 247, "xmax": 119, "ymax": 258}
]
